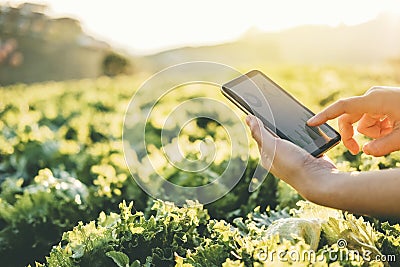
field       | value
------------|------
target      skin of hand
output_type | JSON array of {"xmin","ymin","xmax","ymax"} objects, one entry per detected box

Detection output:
[
  {"xmin": 245, "ymin": 115, "xmax": 337, "ymax": 199},
  {"xmin": 307, "ymin": 86, "xmax": 400, "ymax": 156},
  {"xmin": 246, "ymin": 86, "xmax": 400, "ymax": 217}
]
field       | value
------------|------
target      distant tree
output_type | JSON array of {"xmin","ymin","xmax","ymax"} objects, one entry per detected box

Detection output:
[{"xmin": 101, "ymin": 52, "xmax": 131, "ymax": 76}]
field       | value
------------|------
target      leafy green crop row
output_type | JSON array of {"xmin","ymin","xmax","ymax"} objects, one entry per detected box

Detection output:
[
  {"xmin": 1, "ymin": 65, "xmax": 400, "ymax": 266},
  {"xmin": 34, "ymin": 199, "xmax": 400, "ymax": 266}
]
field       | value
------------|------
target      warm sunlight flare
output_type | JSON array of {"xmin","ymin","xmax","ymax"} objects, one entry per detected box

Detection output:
[{"xmin": 1, "ymin": 0, "xmax": 400, "ymax": 54}]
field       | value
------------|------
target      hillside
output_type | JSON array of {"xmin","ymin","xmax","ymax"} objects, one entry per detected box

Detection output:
[
  {"xmin": 144, "ymin": 14, "xmax": 400, "ymax": 70},
  {"xmin": 0, "ymin": 3, "xmax": 111, "ymax": 85}
]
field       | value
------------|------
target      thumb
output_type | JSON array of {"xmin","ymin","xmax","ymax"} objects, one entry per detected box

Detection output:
[
  {"xmin": 245, "ymin": 115, "xmax": 276, "ymax": 155},
  {"xmin": 362, "ymin": 128, "xmax": 400, "ymax": 156}
]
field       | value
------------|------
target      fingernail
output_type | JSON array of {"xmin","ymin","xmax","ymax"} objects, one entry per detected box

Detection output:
[
  {"xmin": 246, "ymin": 115, "xmax": 255, "ymax": 125},
  {"xmin": 245, "ymin": 115, "xmax": 251, "ymax": 125},
  {"xmin": 363, "ymin": 144, "xmax": 371, "ymax": 155},
  {"xmin": 307, "ymin": 116, "xmax": 316, "ymax": 124}
]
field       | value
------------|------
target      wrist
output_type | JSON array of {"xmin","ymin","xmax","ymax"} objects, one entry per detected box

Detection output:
[{"xmin": 297, "ymin": 168, "xmax": 346, "ymax": 206}]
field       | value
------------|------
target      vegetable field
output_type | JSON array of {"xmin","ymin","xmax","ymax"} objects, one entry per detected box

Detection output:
[{"xmin": 1, "ymin": 65, "xmax": 400, "ymax": 266}]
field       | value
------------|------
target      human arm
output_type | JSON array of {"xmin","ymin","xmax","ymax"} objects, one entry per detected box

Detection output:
[{"xmin": 246, "ymin": 113, "xmax": 400, "ymax": 218}]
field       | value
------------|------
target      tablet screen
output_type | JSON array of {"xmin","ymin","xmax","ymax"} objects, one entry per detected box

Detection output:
[{"xmin": 223, "ymin": 71, "xmax": 340, "ymax": 155}]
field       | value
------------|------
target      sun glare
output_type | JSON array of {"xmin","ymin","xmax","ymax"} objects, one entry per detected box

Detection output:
[{"xmin": 1, "ymin": 0, "xmax": 400, "ymax": 54}]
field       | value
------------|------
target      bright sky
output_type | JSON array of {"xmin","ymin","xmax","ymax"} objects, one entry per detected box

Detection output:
[{"xmin": 2, "ymin": 0, "xmax": 400, "ymax": 55}]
